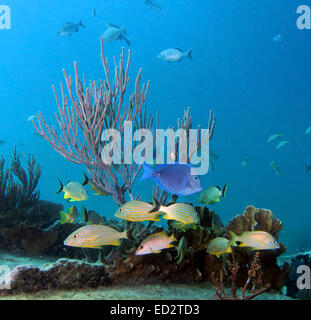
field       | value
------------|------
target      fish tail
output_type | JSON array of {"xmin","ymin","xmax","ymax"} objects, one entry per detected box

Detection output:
[
  {"xmin": 228, "ymin": 230, "xmax": 238, "ymax": 247},
  {"xmin": 81, "ymin": 206, "xmax": 88, "ymax": 223},
  {"xmin": 140, "ymin": 163, "xmax": 155, "ymax": 181},
  {"xmin": 82, "ymin": 172, "xmax": 89, "ymax": 186},
  {"xmin": 170, "ymin": 233, "xmax": 177, "ymax": 243},
  {"xmin": 59, "ymin": 211, "xmax": 69, "ymax": 224},
  {"xmin": 186, "ymin": 48, "xmax": 192, "ymax": 60},
  {"xmin": 222, "ymin": 184, "xmax": 228, "ymax": 198},
  {"xmin": 79, "ymin": 19, "xmax": 86, "ymax": 29},
  {"xmin": 56, "ymin": 178, "xmax": 64, "ymax": 194},
  {"xmin": 150, "ymin": 197, "xmax": 161, "ymax": 212}
]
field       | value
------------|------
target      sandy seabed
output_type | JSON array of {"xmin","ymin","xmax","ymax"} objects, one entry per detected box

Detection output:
[{"xmin": 0, "ymin": 250, "xmax": 292, "ymax": 300}]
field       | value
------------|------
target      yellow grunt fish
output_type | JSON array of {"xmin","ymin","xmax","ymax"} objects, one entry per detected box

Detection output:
[
  {"xmin": 135, "ymin": 231, "xmax": 176, "ymax": 255},
  {"xmin": 57, "ymin": 178, "xmax": 88, "ymax": 202},
  {"xmin": 229, "ymin": 230, "xmax": 280, "ymax": 250},
  {"xmin": 159, "ymin": 202, "xmax": 199, "ymax": 225},
  {"xmin": 64, "ymin": 225, "xmax": 128, "ymax": 248},
  {"xmin": 115, "ymin": 200, "xmax": 161, "ymax": 222},
  {"xmin": 206, "ymin": 237, "xmax": 232, "ymax": 258}
]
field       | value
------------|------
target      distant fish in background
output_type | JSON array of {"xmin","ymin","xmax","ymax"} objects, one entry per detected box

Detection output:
[
  {"xmin": 269, "ymin": 160, "xmax": 281, "ymax": 176},
  {"xmin": 144, "ymin": 0, "xmax": 162, "ymax": 10},
  {"xmin": 276, "ymin": 139, "xmax": 290, "ymax": 150},
  {"xmin": 59, "ymin": 206, "xmax": 79, "ymax": 224},
  {"xmin": 157, "ymin": 48, "xmax": 192, "ymax": 63},
  {"xmin": 102, "ymin": 23, "xmax": 130, "ymax": 46},
  {"xmin": 27, "ymin": 115, "xmax": 35, "ymax": 122},
  {"xmin": 57, "ymin": 178, "xmax": 88, "ymax": 201},
  {"xmin": 81, "ymin": 206, "xmax": 104, "ymax": 225},
  {"xmin": 272, "ymin": 33, "xmax": 283, "ymax": 43},
  {"xmin": 305, "ymin": 126, "xmax": 311, "ymax": 135},
  {"xmin": 241, "ymin": 155, "xmax": 248, "ymax": 167},
  {"xmin": 140, "ymin": 163, "xmax": 202, "ymax": 196},
  {"xmin": 82, "ymin": 172, "xmax": 109, "ymax": 196},
  {"xmin": 0, "ymin": 140, "xmax": 5, "ymax": 146},
  {"xmin": 64, "ymin": 225, "xmax": 128, "ymax": 248},
  {"xmin": 266, "ymin": 131, "xmax": 283, "ymax": 143},
  {"xmin": 135, "ymin": 231, "xmax": 176, "ymax": 255},
  {"xmin": 305, "ymin": 163, "xmax": 311, "ymax": 173},
  {"xmin": 92, "ymin": 8, "xmax": 96, "ymax": 17},
  {"xmin": 57, "ymin": 20, "xmax": 86, "ymax": 36}
]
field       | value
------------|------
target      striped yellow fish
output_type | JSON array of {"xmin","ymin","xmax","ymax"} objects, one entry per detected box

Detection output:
[
  {"xmin": 229, "ymin": 230, "xmax": 280, "ymax": 250},
  {"xmin": 159, "ymin": 202, "xmax": 199, "ymax": 225},
  {"xmin": 115, "ymin": 200, "xmax": 161, "ymax": 222},
  {"xmin": 57, "ymin": 178, "xmax": 88, "ymax": 202},
  {"xmin": 63, "ymin": 225, "xmax": 127, "ymax": 248},
  {"xmin": 206, "ymin": 237, "xmax": 232, "ymax": 258}
]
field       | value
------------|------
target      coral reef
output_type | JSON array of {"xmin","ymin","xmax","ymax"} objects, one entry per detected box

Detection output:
[
  {"xmin": 0, "ymin": 147, "xmax": 41, "ymax": 212},
  {"xmin": 0, "ymin": 204, "xmax": 291, "ymax": 298}
]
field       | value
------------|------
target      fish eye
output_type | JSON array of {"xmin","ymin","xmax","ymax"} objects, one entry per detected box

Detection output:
[
  {"xmin": 194, "ymin": 176, "xmax": 198, "ymax": 180},
  {"xmin": 139, "ymin": 245, "xmax": 143, "ymax": 249},
  {"xmin": 119, "ymin": 208, "xmax": 122, "ymax": 212},
  {"xmin": 73, "ymin": 234, "xmax": 78, "ymax": 239}
]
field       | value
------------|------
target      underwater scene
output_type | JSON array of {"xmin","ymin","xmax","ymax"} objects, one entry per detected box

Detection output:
[{"xmin": 0, "ymin": 0, "xmax": 310, "ymax": 303}]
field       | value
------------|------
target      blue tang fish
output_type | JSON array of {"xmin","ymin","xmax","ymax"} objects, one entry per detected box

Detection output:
[{"xmin": 140, "ymin": 163, "xmax": 202, "ymax": 196}]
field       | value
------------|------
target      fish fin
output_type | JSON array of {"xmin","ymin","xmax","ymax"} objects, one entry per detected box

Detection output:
[
  {"xmin": 215, "ymin": 197, "xmax": 220, "ymax": 202},
  {"xmin": 79, "ymin": 19, "xmax": 86, "ymax": 29},
  {"xmin": 82, "ymin": 172, "xmax": 89, "ymax": 186},
  {"xmin": 151, "ymin": 216, "xmax": 161, "ymax": 222},
  {"xmin": 154, "ymin": 251, "xmax": 162, "ymax": 253},
  {"xmin": 185, "ymin": 48, "xmax": 192, "ymax": 60},
  {"xmin": 170, "ymin": 233, "xmax": 177, "ymax": 242},
  {"xmin": 81, "ymin": 206, "xmax": 88, "ymax": 222},
  {"xmin": 167, "ymin": 244, "xmax": 175, "ymax": 248},
  {"xmin": 162, "ymin": 213, "xmax": 169, "ymax": 220},
  {"xmin": 140, "ymin": 163, "xmax": 155, "ymax": 181},
  {"xmin": 63, "ymin": 192, "xmax": 70, "ymax": 199},
  {"xmin": 222, "ymin": 184, "xmax": 228, "ymax": 198},
  {"xmin": 109, "ymin": 240, "xmax": 121, "ymax": 246},
  {"xmin": 56, "ymin": 178, "xmax": 63, "ymax": 194},
  {"xmin": 228, "ymin": 230, "xmax": 237, "ymax": 246},
  {"xmin": 59, "ymin": 211, "xmax": 69, "ymax": 224}
]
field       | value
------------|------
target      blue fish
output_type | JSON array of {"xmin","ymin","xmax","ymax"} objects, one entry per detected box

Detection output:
[{"xmin": 140, "ymin": 163, "xmax": 202, "ymax": 196}]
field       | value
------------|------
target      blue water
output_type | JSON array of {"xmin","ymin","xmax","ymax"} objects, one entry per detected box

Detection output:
[{"xmin": 0, "ymin": 0, "xmax": 310, "ymax": 253}]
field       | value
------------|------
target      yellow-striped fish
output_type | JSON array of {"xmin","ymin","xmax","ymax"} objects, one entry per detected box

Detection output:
[
  {"xmin": 115, "ymin": 200, "xmax": 161, "ymax": 222},
  {"xmin": 59, "ymin": 206, "xmax": 79, "ymax": 224},
  {"xmin": 159, "ymin": 202, "xmax": 199, "ymax": 225},
  {"xmin": 64, "ymin": 225, "xmax": 127, "ymax": 248},
  {"xmin": 57, "ymin": 178, "xmax": 88, "ymax": 202},
  {"xmin": 135, "ymin": 231, "xmax": 176, "ymax": 255},
  {"xmin": 82, "ymin": 173, "xmax": 109, "ymax": 196},
  {"xmin": 229, "ymin": 230, "xmax": 280, "ymax": 250},
  {"xmin": 206, "ymin": 237, "xmax": 232, "ymax": 258}
]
